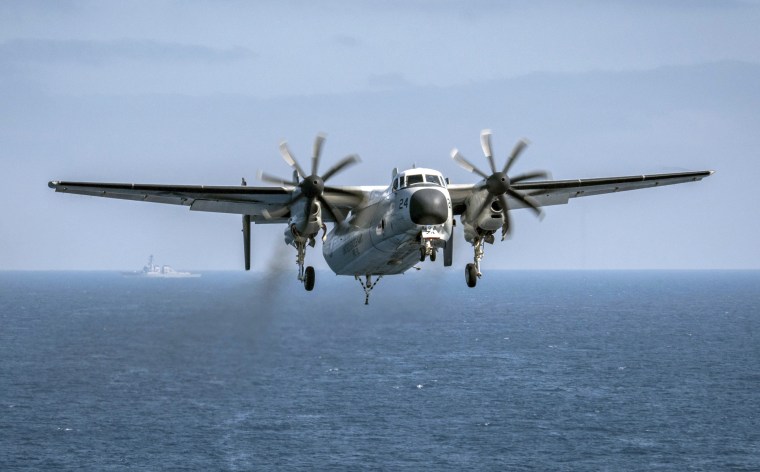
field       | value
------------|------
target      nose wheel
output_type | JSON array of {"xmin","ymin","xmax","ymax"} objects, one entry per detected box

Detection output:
[{"xmin": 419, "ymin": 239, "xmax": 438, "ymax": 262}]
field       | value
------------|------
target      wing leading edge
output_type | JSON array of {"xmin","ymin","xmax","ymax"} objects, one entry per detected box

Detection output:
[
  {"xmin": 48, "ymin": 180, "xmax": 371, "ymax": 223},
  {"xmin": 447, "ymin": 170, "xmax": 714, "ymax": 213},
  {"xmin": 50, "ymin": 169, "xmax": 713, "ymax": 220},
  {"xmin": 48, "ymin": 181, "xmax": 295, "ymax": 223}
]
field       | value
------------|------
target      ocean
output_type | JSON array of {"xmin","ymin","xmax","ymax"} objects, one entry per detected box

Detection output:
[{"xmin": 1, "ymin": 270, "xmax": 758, "ymax": 471}]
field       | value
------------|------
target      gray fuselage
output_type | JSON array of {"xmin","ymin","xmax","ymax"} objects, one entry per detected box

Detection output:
[{"xmin": 323, "ymin": 168, "xmax": 453, "ymax": 276}]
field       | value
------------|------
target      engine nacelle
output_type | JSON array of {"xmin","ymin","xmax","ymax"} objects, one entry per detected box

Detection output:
[
  {"xmin": 474, "ymin": 198, "xmax": 504, "ymax": 232},
  {"xmin": 462, "ymin": 192, "xmax": 503, "ymax": 239},
  {"xmin": 284, "ymin": 199, "xmax": 323, "ymax": 245}
]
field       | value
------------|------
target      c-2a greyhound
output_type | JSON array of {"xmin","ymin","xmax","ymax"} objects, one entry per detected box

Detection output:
[{"xmin": 49, "ymin": 130, "xmax": 713, "ymax": 304}]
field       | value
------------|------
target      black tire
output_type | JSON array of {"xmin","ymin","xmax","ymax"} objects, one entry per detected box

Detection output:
[
  {"xmin": 304, "ymin": 266, "xmax": 315, "ymax": 291},
  {"xmin": 465, "ymin": 263, "xmax": 477, "ymax": 288}
]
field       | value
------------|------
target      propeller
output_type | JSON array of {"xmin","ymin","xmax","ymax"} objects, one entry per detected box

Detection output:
[
  {"xmin": 259, "ymin": 133, "xmax": 362, "ymax": 228},
  {"xmin": 451, "ymin": 129, "xmax": 549, "ymax": 240}
]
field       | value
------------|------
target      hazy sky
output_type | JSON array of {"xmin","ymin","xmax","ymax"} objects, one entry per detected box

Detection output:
[{"xmin": 2, "ymin": 1, "xmax": 759, "ymax": 270}]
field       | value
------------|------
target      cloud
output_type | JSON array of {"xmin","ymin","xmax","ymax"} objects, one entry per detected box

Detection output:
[
  {"xmin": 298, "ymin": 0, "xmax": 755, "ymax": 19},
  {"xmin": 0, "ymin": 39, "xmax": 256, "ymax": 66},
  {"xmin": 332, "ymin": 34, "xmax": 361, "ymax": 48},
  {"xmin": 367, "ymin": 73, "xmax": 413, "ymax": 90}
]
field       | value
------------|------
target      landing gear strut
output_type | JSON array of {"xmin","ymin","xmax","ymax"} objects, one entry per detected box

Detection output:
[
  {"xmin": 356, "ymin": 274, "xmax": 383, "ymax": 305},
  {"xmin": 465, "ymin": 235, "xmax": 489, "ymax": 288},
  {"xmin": 295, "ymin": 238, "xmax": 316, "ymax": 291}
]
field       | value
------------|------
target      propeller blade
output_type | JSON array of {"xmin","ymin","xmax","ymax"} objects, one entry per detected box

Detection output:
[
  {"xmin": 324, "ymin": 186, "xmax": 364, "ymax": 210},
  {"xmin": 287, "ymin": 192, "xmax": 306, "ymax": 206},
  {"xmin": 318, "ymin": 194, "xmax": 346, "ymax": 226},
  {"xmin": 480, "ymin": 129, "xmax": 496, "ymax": 173},
  {"xmin": 262, "ymin": 205, "xmax": 290, "ymax": 219},
  {"xmin": 473, "ymin": 181, "xmax": 488, "ymax": 192},
  {"xmin": 510, "ymin": 170, "xmax": 550, "ymax": 183},
  {"xmin": 279, "ymin": 141, "xmax": 307, "ymax": 179},
  {"xmin": 312, "ymin": 133, "xmax": 326, "ymax": 176},
  {"xmin": 258, "ymin": 171, "xmax": 296, "ymax": 188},
  {"xmin": 265, "ymin": 192, "xmax": 305, "ymax": 219},
  {"xmin": 323, "ymin": 185, "xmax": 364, "ymax": 203},
  {"xmin": 503, "ymin": 139, "xmax": 529, "ymax": 175},
  {"xmin": 507, "ymin": 188, "xmax": 543, "ymax": 218},
  {"xmin": 451, "ymin": 149, "xmax": 489, "ymax": 179},
  {"xmin": 321, "ymin": 154, "xmax": 360, "ymax": 182},
  {"xmin": 498, "ymin": 194, "xmax": 512, "ymax": 240},
  {"xmin": 304, "ymin": 196, "xmax": 315, "ymax": 221}
]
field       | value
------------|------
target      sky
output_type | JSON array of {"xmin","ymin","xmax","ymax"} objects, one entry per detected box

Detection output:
[{"xmin": 1, "ymin": 0, "xmax": 759, "ymax": 270}]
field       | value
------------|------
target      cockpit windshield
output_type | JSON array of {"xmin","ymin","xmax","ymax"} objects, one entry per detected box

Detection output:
[
  {"xmin": 406, "ymin": 174, "xmax": 424, "ymax": 186},
  {"xmin": 394, "ymin": 172, "xmax": 445, "ymax": 191},
  {"xmin": 425, "ymin": 175, "xmax": 443, "ymax": 186}
]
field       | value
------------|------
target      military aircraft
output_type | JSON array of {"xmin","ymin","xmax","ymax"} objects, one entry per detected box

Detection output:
[{"xmin": 49, "ymin": 130, "xmax": 713, "ymax": 303}]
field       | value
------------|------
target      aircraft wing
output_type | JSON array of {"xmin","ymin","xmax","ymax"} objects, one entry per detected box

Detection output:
[
  {"xmin": 447, "ymin": 170, "xmax": 714, "ymax": 214},
  {"xmin": 47, "ymin": 180, "xmax": 365, "ymax": 223}
]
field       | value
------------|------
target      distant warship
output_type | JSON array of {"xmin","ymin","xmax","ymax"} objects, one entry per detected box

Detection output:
[{"xmin": 123, "ymin": 255, "xmax": 200, "ymax": 278}]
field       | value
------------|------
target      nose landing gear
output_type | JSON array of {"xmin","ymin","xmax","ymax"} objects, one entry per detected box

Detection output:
[{"xmin": 419, "ymin": 238, "xmax": 439, "ymax": 262}]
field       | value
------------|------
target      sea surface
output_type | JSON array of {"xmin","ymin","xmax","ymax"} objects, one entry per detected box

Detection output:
[{"xmin": 1, "ymin": 270, "xmax": 758, "ymax": 471}]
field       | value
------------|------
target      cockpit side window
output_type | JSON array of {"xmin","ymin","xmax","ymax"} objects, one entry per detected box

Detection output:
[{"xmin": 406, "ymin": 174, "xmax": 424, "ymax": 186}]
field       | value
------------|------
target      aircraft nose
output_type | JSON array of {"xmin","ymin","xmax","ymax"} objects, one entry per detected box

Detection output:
[{"xmin": 409, "ymin": 188, "xmax": 448, "ymax": 225}]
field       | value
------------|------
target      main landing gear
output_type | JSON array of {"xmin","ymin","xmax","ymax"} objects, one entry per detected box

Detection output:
[
  {"xmin": 294, "ymin": 239, "xmax": 316, "ymax": 291},
  {"xmin": 293, "ymin": 225, "xmax": 319, "ymax": 292},
  {"xmin": 464, "ymin": 234, "xmax": 493, "ymax": 288}
]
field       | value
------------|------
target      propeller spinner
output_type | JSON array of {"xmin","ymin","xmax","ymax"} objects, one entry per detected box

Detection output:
[
  {"xmin": 452, "ymin": 129, "xmax": 549, "ymax": 240},
  {"xmin": 259, "ymin": 133, "xmax": 361, "ymax": 227}
]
